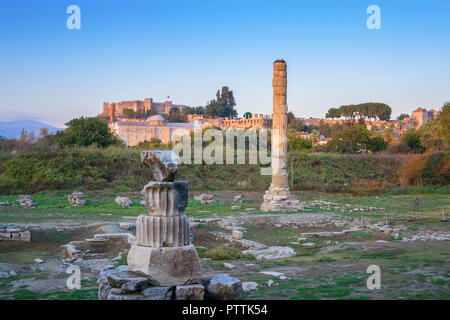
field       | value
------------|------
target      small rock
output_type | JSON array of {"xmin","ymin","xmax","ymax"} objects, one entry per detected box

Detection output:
[
  {"xmin": 268, "ymin": 280, "xmax": 277, "ymax": 287},
  {"xmin": 245, "ymin": 208, "xmax": 256, "ymax": 212},
  {"xmin": 302, "ymin": 242, "xmax": 315, "ymax": 247},
  {"xmin": 34, "ymin": 259, "xmax": 44, "ymax": 264},
  {"xmin": 231, "ymin": 206, "xmax": 241, "ymax": 210},
  {"xmin": 242, "ymin": 282, "xmax": 258, "ymax": 292},
  {"xmin": 9, "ymin": 270, "xmax": 17, "ymax": 277},
  {"xmin": 223, "ymin": 262, "xmax": 236, "ymax": 269},
  {"xmin": 232, "ymin": 229, "xmax": 243, "ymax": 240},
  {"xmin": 0, "ymin": 272, "xmax": 9, "ymax": 279}
]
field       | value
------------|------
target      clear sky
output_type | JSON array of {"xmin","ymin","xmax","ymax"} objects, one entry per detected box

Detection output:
[{"xmin": 0, "ymin": 0, "xmax": 449, "ymax": 127}]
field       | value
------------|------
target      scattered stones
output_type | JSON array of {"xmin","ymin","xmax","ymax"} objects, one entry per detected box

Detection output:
[
  {"xmin": 232, "ymin": 230, "xmax": 244, "ymax": 240},
  {"xmin": 243, "ymin": 246, "xmax": 295, "ymax": 261},
  {"xmin": 194, "ymin": 194, "xmax": 215, "ymax": 205},
  {"xmin": 17, "ymin": 195, "xmax": 36, "ymax": 208},
  {"xmin": 115, "ymin": 196, "xmax": 132, "ymax": 208},
  {"xmin": 206, "ymin": 274, "xmax": 243, "ymax": 300},
  {"xmin": 213, "ymin": 231, "xmax": 267, "ymax": 250},
  {"xmin": 301, "ymin": 228, "xmax": 362, "ymax": 238},
  {"xmin": 68, "ymin": 192, "xmax": 86, "ymax": 206},
  {"xmin": 242, "ymin": 282, "xmax": 258, "ymax": 292}
]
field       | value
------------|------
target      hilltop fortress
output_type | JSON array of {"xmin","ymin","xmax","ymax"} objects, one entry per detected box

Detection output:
[{"xmin": 100, "ymin": 97, "xmax": 188, "ymax": 118}]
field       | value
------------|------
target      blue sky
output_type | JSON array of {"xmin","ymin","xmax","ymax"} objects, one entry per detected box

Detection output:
[{"xmin": 0, "ymin": 0, "xmax": 449, "ymax": 127}]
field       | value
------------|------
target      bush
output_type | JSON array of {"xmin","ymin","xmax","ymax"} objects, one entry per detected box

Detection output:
[
  {"xmin": 387, "ymin": 142, "xmax": 411, "ymax": 154},
  {"xmin": 204, "ymin": 246, "xmax": 251, "ymax": 260},
  {"xmin": 400, "ymin": 151, "xmax": 450, "ymax": 186}
]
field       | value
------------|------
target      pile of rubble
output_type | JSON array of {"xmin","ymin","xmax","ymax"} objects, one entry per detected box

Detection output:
[
  {"xmin": 68, "ymin": 192, "xmax": 86, "ymax": 206},
  {"xmin": 17, "ymin": 195, "xmax": 36, "ymax": 208},
  {"xmin": 194, "ymin": 194, "xmax": 215, "ymax": 205},
  {"xmin": 302, "ymin": 200, "xmax": 381, "ymax": 212},
  {"xmin": 98, "ymin": 267, "xmax": 243, "ymax": 300},
  {"xmin": 61, "ymin": 233, "xmax": 135, "ymax": 263},
  {"xmin": 115, "ymin": 196, "xmax": 132, "ymax": 208},
  {"xmin": 0, "ymin": 224, "xmax": 31, "ymax": 242}
]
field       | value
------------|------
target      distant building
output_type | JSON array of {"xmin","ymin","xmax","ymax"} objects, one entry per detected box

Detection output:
[
  {"xmin": 411, "ymin": 107, "xmax": 440, "ymax": 127},
  {"xmin": 109, "ymin": 114, "xmax": 197, "ymax": 146},
  {"xmin": 101, "ymin": 97, "xmax": 188, "ymax": 117}
]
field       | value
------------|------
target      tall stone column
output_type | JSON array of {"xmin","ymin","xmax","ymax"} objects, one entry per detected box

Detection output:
[
  {"xmin": 260, "ymin": 60, "xmax": 302, "ymax": 212},
  {"xmin": 128, "ymin": 151, "xmax": 201, "ymax": 286}
]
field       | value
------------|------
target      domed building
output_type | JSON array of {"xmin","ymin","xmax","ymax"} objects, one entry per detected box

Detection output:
[{"xmin": 109, "ymin": 114, "xmax": 197, "ymax": 146}]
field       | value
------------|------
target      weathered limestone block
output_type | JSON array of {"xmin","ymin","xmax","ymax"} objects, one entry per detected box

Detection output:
[
  {"xmin": 175, "ymin": 284, "xmax": 205, "ymax": 300},
  {"xmin": 127, "ymin": 244, "xmax": 201, "ymax": 286},
  {"xmin": 232, "ymin": 230, "xmax": 243, "ymax": 240},
  {"xmin": 205, "ymin": 274, "xmax": 243, "ymax": 300}
]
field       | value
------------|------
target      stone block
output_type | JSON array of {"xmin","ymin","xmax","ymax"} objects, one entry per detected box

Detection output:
[
  {"xmin": 206, "ymin": 274, "xmax": 243, "ymax": 300},
  {"xmin": 128, "ymin": 244, "xmax": 202, "ymax": 286},
  {"xmin": 175, "ymin": 284, "xmax": 205, "ymax": 300}
]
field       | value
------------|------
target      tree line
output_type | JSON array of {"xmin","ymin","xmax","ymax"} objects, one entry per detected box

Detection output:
[{"xmin": 325, "ymin": 103, "xmax": 392, "ymax": 121}]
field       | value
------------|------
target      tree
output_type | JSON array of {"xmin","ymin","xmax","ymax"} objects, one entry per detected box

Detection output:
[
  {"xmin": 205, "ymin": 86, "xmax": 237, "ymax": 118},
  {"xmin": 39, "ymin": 128, "xmax": 49, "ymax": 138},
  {"xmin": 401, "ymin": 129, "xmax": 424, "ymax": 153},
  {"xmin": 325, "ymin": 108, "xmax": 340, "ymax": 119},
  {"xmin": 55, "ymin": 117, "xmax": 120, "ymax": 148},
  {"xmin": 287, "ymin": 131, "xmax": 312, "ymax": 152},
  {"xmin": 327, "ymin": 124, "xmax": 371, "ymax": 153},
  {"xmin": 243, "ymin": 112, "xmax": 252, "ymax": 119},
  {"xmin": 204, "ymin": 100, "xmax": 224, "ymax": 118},
  {"xmin": 397, "ymin": 113, "xmax": 410, "ymax": 121},
  {"xmin": 439, "ymin": 102, "xmax": 450, "ymax": 144},
  {"xmin": 311, "ymin": 129, "xmax": 319, "ymax": 153},
  {"xmin": 123, "ymin": 108, "xmax": 139, "ymax": 118},
  {"xmin": 367, "ymin": 135, "xmax": 388, "ymax": 152}
]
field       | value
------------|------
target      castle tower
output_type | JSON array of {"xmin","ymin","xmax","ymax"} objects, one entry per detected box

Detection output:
[{"xmin": 260, "ymin": 60, "xmax": 302, "ymax": 212}]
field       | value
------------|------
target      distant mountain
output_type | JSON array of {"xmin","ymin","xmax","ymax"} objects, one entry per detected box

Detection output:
[{"xmin": 0, "ymin": 119, "xmax": 62, "ymax": 140}]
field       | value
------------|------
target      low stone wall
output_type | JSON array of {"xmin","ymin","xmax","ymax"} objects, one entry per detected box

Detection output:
[{"xmin": 98, "ymin": 266, "xmax": 243, "ymax": 300}]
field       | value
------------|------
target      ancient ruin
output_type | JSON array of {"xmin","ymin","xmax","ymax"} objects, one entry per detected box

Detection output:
[
  {"xmin": 127, "ymin": 150, "xmax": 201, "ymax": 286},
  {"xmin": 260, "ymin": 60, "xmax": 302, "ymax": 212},
  {"xmin": 97, "ymin": 150, "xmax": 243, "ymax": 300}
]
